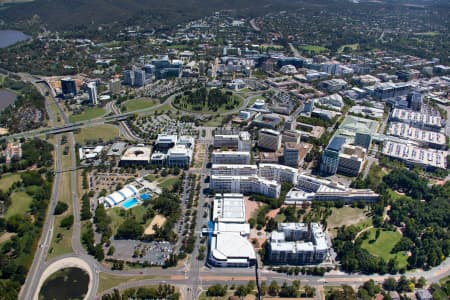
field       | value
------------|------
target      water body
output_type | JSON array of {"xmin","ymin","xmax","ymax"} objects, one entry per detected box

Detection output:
[
  {"xmin": 0, "ymin": 89, "xmax": 17, "ymax": 111},
  {"xmin": 38, "ymin": 267, "xmax": 89, "ymax": 300},
  {"xmin": 0, "ymin": 30, "xmax": 30, "ymax": 48}
]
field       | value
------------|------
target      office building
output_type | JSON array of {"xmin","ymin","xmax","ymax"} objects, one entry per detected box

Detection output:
[
  {"xmin": 282, "ymin": 130, "xmax": 301, "ymax": 144},
  {"xmin": 284, "ymin": 174, "xmax": 379, "ymax": 203},
  {"xmin": 373, "ymin": 82, "xmax": 411, "ymax": 100},
  {"xmin": 134, "ymin": 70, "xmax": 147, "ymax": 87},
  {"xmin": 109, "ymin": 79, "xmax": 121, "ymax": 95},
  {"xmin": 268, "ymin": 223, "xmax": 328, "ymax": 265},
  {"xmin": 212, "ymin": 151, "xmax": 251, "ymax": 165},
  {"xmin": 320, "ymin": 137, "xmax": 345, "ymax": 175},
  {"xmin": 319, "ymin": 79, "xmax": 347, "ymax": 93},
  {"xmin": 166, "ymin": 145, "xmax": 192, "ymax": 168},
  {"xmin": 119, "ymin": 146, "xmax": 152, "ymax": 166},
  {"xmin": 123, "ymin": 70, "xmax": 135, "ymax": 86},
  {"xmin": 316, "ymin": 94, "xmax": 344, "ymax": 111},
  {"xmin": 210, "ymin": 175, "xmax": 281, "ymax": 198},
  {"xmin": 87, "ymin": 82, "xmax": 98, "ymax": 105},
  {"xmin": 407, "ymin": 92, "xmax": 423, "ymax": 111},
  {"xmin": 338, "ymin": 145, "xmax": 367, "ymax": 177},
  {"xmin": 213, "ymin": 132, "xmax": 251, "ymax": 151},
  {"xmin": 155, "ymin": 134, "xmax": 178, "ymax": 150},
  {"xmin": 211, "ymin": 164, "xmax": 258, "ymax": 177},
  {"xmin": 283, "ymin": 142, "xmax": 301, "ymax": 167},
  {"xmin": 61, "ymin": 77, "xmax": 77, "ymax": 96},
  {"xmin": 303, "ymin": 99, "xmax": 315, "ymax": 114},
  {"xmin": 252, "ymin": 114, "xmax": 282, "ymax": 129},
  {"xmin": 259, "ymin": 163, "xmax": 298, "ymax": 185},
  {"xmin": 258, "ymin": 129, "xmax": 281, "ymax": 151}
]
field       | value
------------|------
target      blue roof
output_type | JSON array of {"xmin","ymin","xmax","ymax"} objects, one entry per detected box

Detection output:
[
  {"xmin": 328, "ymin": 136, "xmax": 346, "ymax": 152},
  {"xmin": 140, "ymin": 193, "xmax": 150, "ymax": 200}
]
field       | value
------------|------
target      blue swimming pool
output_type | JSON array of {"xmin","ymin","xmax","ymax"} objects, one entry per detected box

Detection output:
[
  {"xmin": 140, "ymin": 193, "xmax": 150, "ymax": 201},
  {"xmin": 122, "ymin": 198, "xmax": 138, "ymax": 209}
]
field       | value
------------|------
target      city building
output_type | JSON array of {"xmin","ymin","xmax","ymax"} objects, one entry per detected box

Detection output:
[
  {"xmin": 166, "ymin": 145, "xmax": 192, "ymax": 168},
  {"xmin": 213, "ymin": 132, "xmax": 251, "ymax": 151},
  {"xmin": 407, "ymin": 92, "xmax": 423, "ymax": 111},
  {"xmin": 210, "ymin": 175, "xmax": 281, "ymax": 198},
  {"xmin": 320, "ymin": 136, "xmax": 345, "ymax": 175},
  {"xmin": 208, "ymin": 194, "xmax": 256, "ymax": 267},
  {"xmin": 284, "ymin": 174, "xmax": 379, "ymax": 203},
  {"xmin": 338, "ymin": 145, "xmax": 367, "ymax": 177},
  {"xmin": 258, "ymin": 129, "xmax": 281, "ymax": 151},
  {"xmin": 319, "ymin": 78, "xmax": 347, "ymax": 93},
  {"xmin": 373, "ymin": 82, "xmax": 411, "ymax": 100},
  {"xmin": 107, "ymin": 142, "xmax": 127, "ymax": 157},
  {"xmin": 123, "ymin": 70, "xmax": 135, "ymax": 86},
  {"xmin": 3, "ymin": 142, "xmax": 22, "ymax": 163},
  {"xmin": 119, "ymin": 146, "xmax": 152, "ymax": 166},
  {"xmin": 316, "ymin": 94, "xmax": 344, "ymax": 111},
  {"xmin": 390, "ymin": 108, "xmax": 443, "ymax": 131},
  {"xmin": 211, "ymin": 164, "xmax": 258, "ymax": 177},
  {"xmin": 108, "ymin": 78, "xmax": 121, "ymax": 95},
  {"xmin": 87, "ymin": 82, "xmax": 98, "ymax": 105},
  {"xmin": 388, "ymin": 122, "xmax": 447, "ymax": 149},
  {"xmin": 99, "ymin": 184, "xmax": 139, "ymax": 208},
  {"xmin": 155, "ymin": 134, "xmax": 178, "ymax": 150},
  {"xmin": 61, "ymin": 77, "xmax": 77, "ymax": 96},
  {"xmin": 252, "ymin": 114, "xmax": 282, "ymax": 129},
  {"xmin": 258, "ymin": 163, "xmax": 299, "ymax": 185},
  {"xmin": 282, "ymin": 130, "xmax": 301, "ymax": 144},
  {"xmin": 212, "ymin": 151, "xmax": 251, "ymax": 165},
  {"xmin": 382, "ymin": 140, "xmax": 447, "ymax": 170},
  {"xmin": 283, "ymin": 142, "xmax": 301, "ymax": 167},
  {"xmin": 349, "ymin": 106, "xmax": 384, "ymax": 119},
  {"xmin": 268, "ymin": 223, "xmax": 328, "ymax": 265}
]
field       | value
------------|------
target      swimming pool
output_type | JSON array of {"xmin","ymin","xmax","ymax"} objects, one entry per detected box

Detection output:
[
  {"xmin": 140, "ymin": 193, "xmax": 150, "ymax": 201},
  {"xmin": 122, "ymin": 198, "xmax": 139, "ymax": 209}
]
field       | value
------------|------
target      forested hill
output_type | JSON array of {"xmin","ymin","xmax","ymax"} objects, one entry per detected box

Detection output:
[{"xmin": 0, "ymin": 0, "xmax": 295, "ymax": 30}]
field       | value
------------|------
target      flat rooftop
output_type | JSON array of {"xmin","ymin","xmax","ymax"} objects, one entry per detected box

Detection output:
[{"xmin": 213, "ymin": 193, "xmax": 246, "ymax": 223}]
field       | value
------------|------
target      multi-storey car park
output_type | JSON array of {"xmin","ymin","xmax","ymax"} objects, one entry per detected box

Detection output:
[
  {"xmin": 382, "ymin": 140, "xmax": 447, "ymax": 170},
  {"xmin": 388, "ymin": 122, "xmax": 447, "ymax": 150}
]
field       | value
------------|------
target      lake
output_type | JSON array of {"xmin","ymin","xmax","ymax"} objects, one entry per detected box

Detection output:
[
  {"xmin": 39, "ymin": 267, "xmax": 89, "ymax": 300},
  {"xmin": 0, "ymin": 89, "xmax": 17, "ymax": 111},
  {"xmin": 0, "ymin": 30, "xmax": 30, "ymax": 48}
]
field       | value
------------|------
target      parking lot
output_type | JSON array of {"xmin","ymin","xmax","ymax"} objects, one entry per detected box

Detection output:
[{"xmin": 109, "ymin": 239, "xmax": 173, "ymax": 266}]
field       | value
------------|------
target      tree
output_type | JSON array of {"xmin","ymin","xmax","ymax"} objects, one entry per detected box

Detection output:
[
  {"xmin": 115, "ymin": 219, "xmax": 144, "ymax": 239},
  {"xmin": 206, "ymin": 284, "xmax": 227, "ymax": 297},
  {"xmin": 269, "ymin": 281, "xmax": 280, "ymax": 296},
  {"xmin": 54, "ymin": 201, "xmax": 68, "ymax": 215},
  {"xmin": 60, "ymin": 215, "xmax": 74, "ymax": 229}
]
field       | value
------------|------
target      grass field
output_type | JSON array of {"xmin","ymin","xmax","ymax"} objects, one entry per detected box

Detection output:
[
  {"xmin": 123, "ymin": 98, "xmax": 158, "ymax": 112},
  {"xmin": 158, "ymin": 176, "xmax": 180, "ymax": 191},
  {"xmin": 75, "ymin": 124, "xmax": 120, "ymax": 144},
  {"xmin": 361, "ymin": 228, "xmax": 408, "ymax": 268},
  {"xmin": 338, "ymin": 43, "xmax": 359, "ymax": 53},
  {"xmin": 174, "ymin": 93, "xmax": 243, "ymax": 114},
  {"xmin": 48, "ymin": 147, "xmax": 74, "ymax": 259},
  {"xmin": 327, "ymin": 206, "xmax": 372, "ymax": 238},
  {"xmin": 4, "ymin": 191, "xmax": 33, "ymax": 219},
  {"xmin": 98, "ymin": 273, "xmax": 167, "ymax": 293},
  {"xmin": 0, "ymin": 173, "xmax": 20, "ymax": 192},
  {"xmin": 414, "ymin": 31, "xmax": 439, "ymax": 37},
  {"xmin": 69, "ymin": 107, "xmax": 106, "ymax": 123},
  {"xmin": 203, "ymin": 115, "xmax": 224, "ymax": 127},
  {"xmin": 300, "ymin": 45, "xmax": 328, "ymax": 53},
  {"xmin": 108, "ymin": 205, "xmax": 148, "ymax": 235}
]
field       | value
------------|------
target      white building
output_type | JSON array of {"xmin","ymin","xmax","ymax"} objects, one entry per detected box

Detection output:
[
  {"xmin": 338, "ymin": 144, "xmax": 367, "ymax": 177},
  {"xmin": 258, "ymin": 163, "xmax": 299, "ymax": 185},
  {"xmin": 87, "ymin": 82, "xmax": 98, "ymax": 105},
  {"xmin": 212, "ymin": 151, "xmax": 251, "ymax": 165},
  {"xmin": 98, "ymin": 184, "xmax": 139, "ymax": 208},
  {"xmin": 268, "ymin": 223, "xmax": 329, "ymax": 265},
  {"xmin": 211, "ymin": 164, "xmax": 258, "ymax": 176},
  {"xmin": 119, "ymin": 146, "xmax": 152, "ymax": 166},
  {"xmin": 213, "ymin": 132, "xmax": 251, "ymax": 151},
  {"xmin": 208, "ymin": 193, "xmax": 256, "ymax": 267},
  {"xmin": 210, "ymin": 175, "xmax": 281, "ymax": 198},
  {"xmin": 167, "ymin": 145, "xmax": 192, "ymax": 167}
]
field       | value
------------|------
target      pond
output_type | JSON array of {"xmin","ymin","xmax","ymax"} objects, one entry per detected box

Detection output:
[
  {"xmin": 38, "ymin": 267, "xmax": 89, "ymax": 300},
  {"xmin": 0, "ymin": 29, "xmax": 30, "ymax": 48},
  {"xmin": 0, "ymin": 89, "xmax": 17, "ymax": 111}
]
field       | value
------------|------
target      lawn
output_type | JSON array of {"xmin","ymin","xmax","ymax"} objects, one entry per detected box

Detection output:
[
  {"xmin": 361, "ymin": 228, "xmax": 408, "ymax": 268},
  {"xmin": 75, "ymin": 124, "xmax": 120, "ymax": 144},
  {"xmin": 108, "ymin": 205, "xmax": 148, "ymax": 235},
  {"xmin": 47, "ymin": 214, "xmax": 73, "ymax": 259},
  {"xmin": 69, "ymin": 107, "xmax": 106, "ymax": 123},
  {"xmin": 4, "ymin": 191, "xmax": 33, "ymax": 219},
  {"xmin": 248, "ymin": 95, "xmax": 265, "ymax": 107},
  {"xmin": 98, "ymin": 273, "xmax": 166, "ymax": 293},
  {"xmin": 123, "ymin": 98, "xmax": 158, "ymax": 112},
  {"xmin": 158, "ymin": 176, "xmax": 180, "ymax": 192},
  {"xmin": 0, "ymin": 173, "xmax": 20, "ymax": 192},
  {"xmin": 414, "ymin": 31, "xmax": 439, "ymax": 37},
  {"xmin": 300, "ymin": 45, "xmax": 328, "ymax": 53},
  {"xmin": 173, "ymin": 93, "xmax": 243, "ymax": 114},
  {"xmin": 327, "ymin": 206, "xmax": 369, "ymax": 229},
  {"xmin": 274, "ymin": 213, "xmax": 286, "ymax": 223},
  {"xmin": 338, "ymin": 43, "xmax": 359, "ymax": 53},
  {"xmin": 203, "ymin": 115, "xmax": 224, "ymax": 127}
]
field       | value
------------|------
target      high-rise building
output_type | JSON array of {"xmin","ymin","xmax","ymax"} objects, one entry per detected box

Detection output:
[
  {"xmin": 320, "ymin": 137, "xmax": 346, "ymax": 175},
  {"xmin": 258, "ymin": 129, "xmax": 281, "ymax": 152},
  {"xmin": 87, "ymin": 82, "xmax": 98, "ymax": 105},
  {"xmin": 123, "ymin": 70, "xmax": 135, "ymax": 86},
  {"xmin": 337, "ymin": 145, "xmax": 366, "ymax": 177},
  {"xmin": 61, "ymin": 77, "xmax": 77, "ymax": 96},
  {"xmin": 134, "ymin": 70, "xmax": 147, "ymax": 87},
  {"xmin": 283, "ymin": 142, "xmax": 301, "ymax": 167},
  {"xmin": 109, "ymin": 79, "xmax": 121, "ymax": 95},
  {"xmin": 407, "ymin": 92, "xmax": 423, "ymax": 112},
  {"xmin": 212, "ymin": 151, "xmax": 251, "ymax": 165}
]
